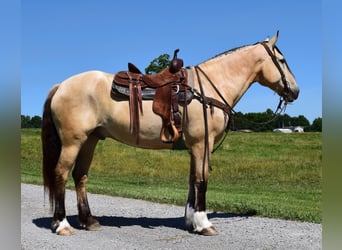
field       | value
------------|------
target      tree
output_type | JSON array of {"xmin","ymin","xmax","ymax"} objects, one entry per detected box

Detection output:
[
  {"xmin": 30, "ymin": 115, "xmax": 42, "ymax": 128},
  {"xmin": 310, "ymin": 117, "xmax": 322, "ymax": 132},
  {"xmin": 290, "ymin": 115, "xmax": 310, "ymax": 127},
  {"xmin": 144, "ymin": 53, "xmax": 171, "ymax": 74},
  {"xmin": 230, "ymin": 110, "xmax": 320, "ymax": 132},
  {"xmin": 21, "ymin": 115, "xmax": 31, "ymax": 128},
  {"xmin": 21, "ymin": 115, "xmax": 42, "ymax": 128}
]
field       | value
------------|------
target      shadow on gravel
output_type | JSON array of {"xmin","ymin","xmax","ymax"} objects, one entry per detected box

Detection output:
[
  {"xmin": 97, "ymin": 215, "xmax": 187, "ymax": 230},
  {"xmin": 33, "ymin": 212, "xmax": 250, "ymax": 232}
]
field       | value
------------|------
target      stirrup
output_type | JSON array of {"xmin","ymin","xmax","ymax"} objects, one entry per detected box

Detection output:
[{"xmin": 160, "ymin": 123, "xmax": 179, "ymax": 143}]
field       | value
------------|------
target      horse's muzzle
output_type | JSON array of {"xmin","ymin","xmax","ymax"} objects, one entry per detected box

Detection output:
[{"xmin": 286, "ymin": 87, "xmax": 299, "ymax": 103}]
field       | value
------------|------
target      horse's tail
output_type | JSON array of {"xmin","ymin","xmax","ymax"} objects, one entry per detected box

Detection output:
[{"xmin": 41, "ymin": 84, "xmax": 60, "ymax": 209}]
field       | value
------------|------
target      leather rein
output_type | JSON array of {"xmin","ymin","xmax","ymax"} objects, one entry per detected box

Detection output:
[{"xmin": 188, "ymin": 42, "xmax": 292, "ymax": 181}]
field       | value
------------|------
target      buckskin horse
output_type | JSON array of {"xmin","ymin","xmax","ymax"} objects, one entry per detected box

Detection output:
[{"xmin": 42, "ymin": 31, "xmax": 299, "ymax": 236}]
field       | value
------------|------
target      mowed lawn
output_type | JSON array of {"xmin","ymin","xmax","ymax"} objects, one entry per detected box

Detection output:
[{"xmin": 21, "ymin": 129, "xmax": 322, "ymax": 223}]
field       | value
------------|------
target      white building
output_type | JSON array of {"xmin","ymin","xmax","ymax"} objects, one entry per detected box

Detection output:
[{"xmin": 273, "ymin": 126, "xmax": 304, "ymax": 133}]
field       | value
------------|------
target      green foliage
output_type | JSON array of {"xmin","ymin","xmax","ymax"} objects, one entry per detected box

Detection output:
[
  {"xmin": 21, "ymin": 115, "xmax": 42, "ymax": 128},
  {"xmin": 21, "ymin": 129, "xmax": 322, "ymax": 223},
  {"xmin": 231, "ymin": 109, "xmax": 319, "ymax": 132},
  {"xmin": 144, "ymin": 53, "xmax": 170, "ymax": 74},
  {"xmin": 308, "ymin": 117, "xmax": 322, "ymax": 132},
  {"xmin": 21, "ymin": 111, "xmax": 322, "ymax": 132}
]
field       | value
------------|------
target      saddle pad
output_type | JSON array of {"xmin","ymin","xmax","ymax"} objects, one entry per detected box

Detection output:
[
  {"xmin": 111, "ymin": 82, "xmax": 156, "ymax": 100},
  {"xmin": 111, "ymin": 81, "xmax": 194, "ymax": 104}
]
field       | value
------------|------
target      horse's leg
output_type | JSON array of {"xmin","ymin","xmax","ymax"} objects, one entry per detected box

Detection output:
[
  {"xmin": 52, "ymin": 143, "xmax": 82, "ymax": 236},
  {"xmin": 185, "ymin": 142, "xmax": 218, "ymax": 236},
  {"xmin": 72, "ymin": 134, "xmax": 101, "ymax": 231}
]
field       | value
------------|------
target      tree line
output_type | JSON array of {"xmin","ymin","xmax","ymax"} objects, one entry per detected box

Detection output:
[
  {"xmin": 229, "ymin": 109, "xmax": 321, "ymax": 132},
  {"xmin": 21, "ymin": 112, "xmax": 322, "ymax": 132},
  {"xmin": 21, "ymin": 115, "xmax": 42, "ymax": 128}
]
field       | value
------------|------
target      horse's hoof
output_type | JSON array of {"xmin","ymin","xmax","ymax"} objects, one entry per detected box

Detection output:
[
  {"xmin": 56, "ymin": 226, "xmax": 75, "ymax": 236},
  {"xmin": 86, "ymin": 221, "xmax": 102, "ymax": 231},
  {"xmin": 80, "ymin": 217, "xmax": 102, "ymax": 231},
  {"xmin": 52, "ymin": 218, "xmax": 75, "ymax": 236},
  {"xmin": 198, "ymin": 226, "xmax": 219, "ymax": 236}
]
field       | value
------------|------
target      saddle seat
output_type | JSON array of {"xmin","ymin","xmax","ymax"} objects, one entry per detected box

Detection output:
[
  {"xmin": 112, "ymin": 49, "xmax": 188, "ymax": 144},
  {"xmin": 114, "ymin": 65, "xmax": 185, "ymax": 89}
]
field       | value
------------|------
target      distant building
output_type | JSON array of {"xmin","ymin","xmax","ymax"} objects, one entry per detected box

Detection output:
[
  {"xmin": 273, "ymin": 128, "xmax": 293, "ymax": 133},
  {"xmin": 293, "ymin": 126, "xmax": 304, "ymax": 133},
  {"xmin": 273, "ymin": 126, "xmax": 304, "ymax": 133},
  {"xmin": 238, "ymin": 129, "xmax": 254, "ymax": 133}
]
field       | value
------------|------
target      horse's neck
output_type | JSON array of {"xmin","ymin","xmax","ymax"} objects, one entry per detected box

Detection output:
[{"xmin": 196, "ymin": 45, "xmax": 261, "ymax": 107}]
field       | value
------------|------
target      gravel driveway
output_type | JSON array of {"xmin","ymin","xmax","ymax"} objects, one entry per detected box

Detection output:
[{"xmin": 21, "ymin": 183, "xmax": 321, "ymax": 249}]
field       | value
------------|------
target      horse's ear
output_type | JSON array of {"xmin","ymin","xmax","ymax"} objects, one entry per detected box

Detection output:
[{"xmin": 268, "ymin": 31, "xmax": 279, "ymax": 48}]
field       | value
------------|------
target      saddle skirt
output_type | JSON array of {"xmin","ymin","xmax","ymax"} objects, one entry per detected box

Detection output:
[
  {"xmin": 111, "ymin": 66, "xmax": 192, "ymax": 144},
  {"xmin": 111, "ymin": 79, "xmax": 193, "ymax": 103}
]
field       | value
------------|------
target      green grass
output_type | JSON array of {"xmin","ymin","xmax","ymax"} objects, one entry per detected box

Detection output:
[{"xmin": 21, "ymin": 129, "xmax": 322, "ymax": 223}]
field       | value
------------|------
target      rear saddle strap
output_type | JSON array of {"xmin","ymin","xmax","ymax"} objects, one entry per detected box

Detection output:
[{"xmin": 113, "ymin": 49, "xmax": 187, "ymax": 144}]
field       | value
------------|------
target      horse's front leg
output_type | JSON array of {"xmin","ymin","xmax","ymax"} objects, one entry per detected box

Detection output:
[{"xmin": 185, "ymin": 143, "xmax": 218, "ymax": 236}]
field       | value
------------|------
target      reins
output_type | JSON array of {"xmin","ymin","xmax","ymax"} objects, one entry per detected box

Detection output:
[
  {"xmin": 235, "ymin": 97, "xmax": 287, "ymax": 129},
  {"xmin": 183, "ymin": 41, "xmax": 292, "ymax": 180},
  {"xmin": 194, "ymin": 66, "xmax": 210, "ymax": 181},
  {"xmin": 190, "ymin": 65, "xmax": 235, "ymax": 179},
  {"xmin": 194, "ymin": 65, "xmax": 235, "ymax": 155}
]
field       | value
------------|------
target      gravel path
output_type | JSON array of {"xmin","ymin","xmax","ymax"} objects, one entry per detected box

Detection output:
[{"xmin": 21, "ymin": 183, "xmax": 321, "ymax": 249}]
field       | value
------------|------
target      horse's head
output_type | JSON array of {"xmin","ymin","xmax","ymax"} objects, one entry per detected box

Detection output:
[{"xmin": 257, "ymin": 31, "xmax": 299, "ymax": 103}]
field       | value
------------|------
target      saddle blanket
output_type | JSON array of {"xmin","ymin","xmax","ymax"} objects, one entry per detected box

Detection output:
[{"xmin": 111, "ymin": 81, "xmax": 194, "ymax": 104}]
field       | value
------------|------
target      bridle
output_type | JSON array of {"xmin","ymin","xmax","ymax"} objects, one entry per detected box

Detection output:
[{"xmin": 260, "ymin": 41, "xmax": 293, "ymax": 106}]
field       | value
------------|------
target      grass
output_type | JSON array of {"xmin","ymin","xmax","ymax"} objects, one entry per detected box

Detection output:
[{"xmin": 21, "ymin": 129, "xmax": 322, "ymax": 223}]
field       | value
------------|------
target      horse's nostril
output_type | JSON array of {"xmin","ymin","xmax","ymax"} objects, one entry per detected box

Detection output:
[{"xmin": 292, "ymin": 88, "xmax": 299, "ymax": 100}]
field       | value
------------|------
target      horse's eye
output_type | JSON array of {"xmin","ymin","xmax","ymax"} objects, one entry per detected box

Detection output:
[{"xmin": 279, "ymin": 58, "xmax": 286, "ymax": 64}]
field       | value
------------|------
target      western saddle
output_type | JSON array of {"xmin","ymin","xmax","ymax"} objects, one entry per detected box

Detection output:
[{"xmin": 112, "ymin": 49, "xmax": 188, "ymax": 144}]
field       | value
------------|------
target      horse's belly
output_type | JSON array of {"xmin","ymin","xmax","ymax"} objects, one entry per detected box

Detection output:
[{"xmin": 105, "ymin": 104, "xmax": 174, "ymax": 150}]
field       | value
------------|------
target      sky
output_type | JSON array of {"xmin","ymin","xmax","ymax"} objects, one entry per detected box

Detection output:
[{"xmin": 21, "ymin": 0, "xmax": 321, "ymax": 123}]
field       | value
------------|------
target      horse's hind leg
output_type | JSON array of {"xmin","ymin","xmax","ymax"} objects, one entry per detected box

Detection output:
[
  {"xmin": 52, "ymin": 144, "xmax": 82, "ymax": 236},
  {"xmin": 72, "ymin": 134, "xmax": 101, "ymax": 231}
]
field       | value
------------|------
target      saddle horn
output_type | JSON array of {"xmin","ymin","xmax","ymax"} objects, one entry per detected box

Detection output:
[
  {"xmin": 173, "ymin": 49, "xmax": 180, "ymax": 59},
  {"xmin": 169, "ymin": 49, "xmax": 183, "ymax": 74}
]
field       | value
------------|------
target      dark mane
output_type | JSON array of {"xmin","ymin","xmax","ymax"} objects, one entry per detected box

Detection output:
[
  {"xmin": 203, "ymin": 42, "xmax": 260, "ymax": 63},
  {"xmin": 204, "ymin": 42, "xmax": 295, "ymax": 77},
  {"xmin": 210, "ymin": 44, "xmax": 251, "ymax": 59}
]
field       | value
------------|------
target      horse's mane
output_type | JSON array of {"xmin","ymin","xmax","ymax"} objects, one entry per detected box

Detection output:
[
  {"xmin": 201, "ymin": 42, "xmax": 259, "ymax": 64},
  {"xmin": 201, "ymin": 42, "xmax": 294, "ymax": 76},
  {"xmin": 211, "ymin": 44, "xmax": 252, "ymax": 59}
]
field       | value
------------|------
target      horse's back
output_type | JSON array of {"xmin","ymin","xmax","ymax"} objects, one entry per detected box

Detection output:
[
  {"xmin": 49, "ymin": 70, "xmax": 170, "ymax": 149},
  {"xmin": 55, "ymin": 70, "xmax": 113, "ymax": 96}
]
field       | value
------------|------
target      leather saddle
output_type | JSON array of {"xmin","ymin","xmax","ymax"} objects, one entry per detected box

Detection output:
[{"xmin": 112, "ymin": 49, "xmax": 188, "ymax": 144}]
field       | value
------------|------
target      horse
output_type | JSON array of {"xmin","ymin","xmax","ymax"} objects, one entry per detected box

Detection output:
[{"xmin": 42, "ymin": 31, "xmax": 299, "ymax": 236}]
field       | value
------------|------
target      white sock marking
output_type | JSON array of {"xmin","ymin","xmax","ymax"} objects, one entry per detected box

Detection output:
[
  {"xmin": 56, "ymin": 218, "xmax": 71, "ymax": 234},
  {"xmin": 185, "ymin": 203, "xmax": 212, "ymax": 232},
  {"xmin": 193, "ymin": 211, "xmax": 212, "ymax": 232},
  {"xmin": 185, "ymin": 203, "xmax": 195, "ymax": 227}
]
